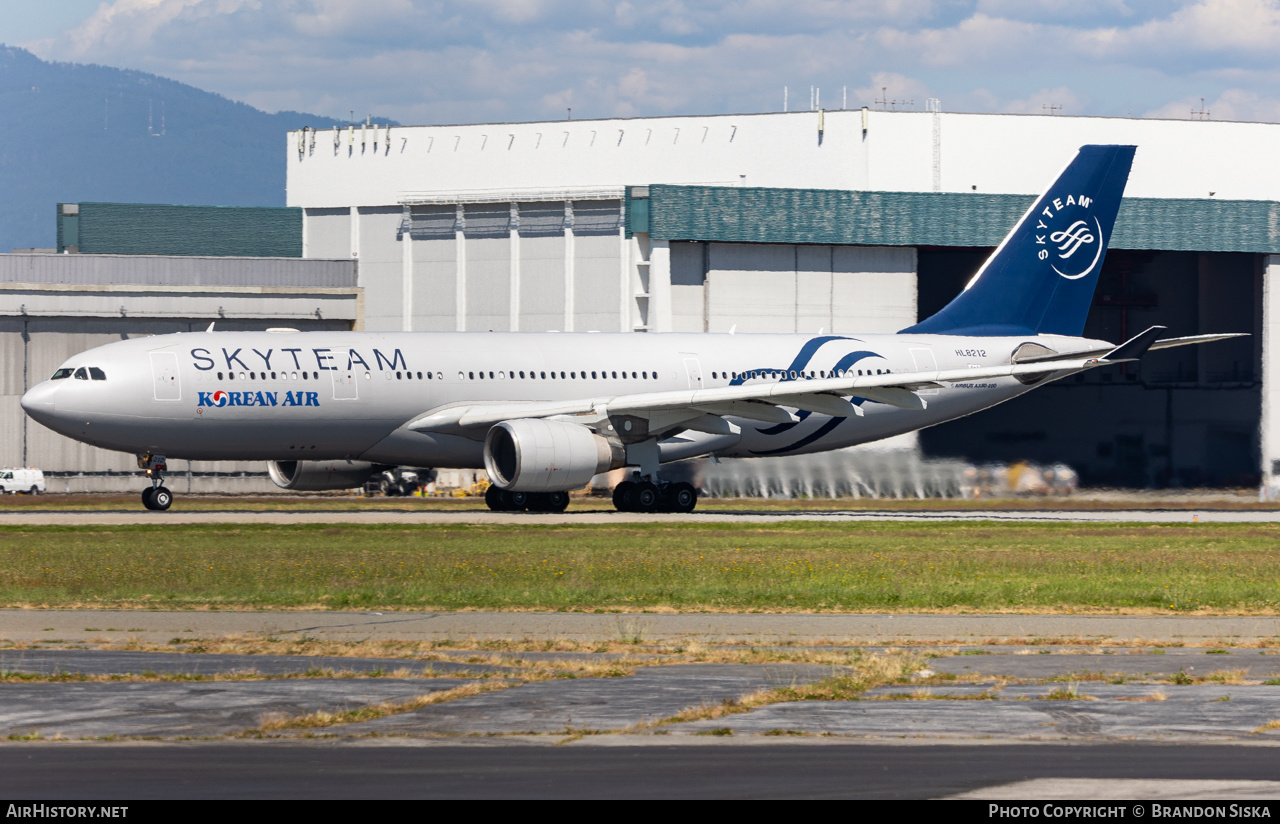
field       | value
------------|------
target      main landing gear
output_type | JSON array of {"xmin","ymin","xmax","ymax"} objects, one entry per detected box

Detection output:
[
  {"xmin": 137, "ymin": 453, "xmax": 173, "ymax": 511},
  {"xmin": 612, "ymin": 478, "xmax": 698, "ymax": 513},
  {"xmin": 484, "ymin": 485, "xmax": 570, "ymax": 513}
]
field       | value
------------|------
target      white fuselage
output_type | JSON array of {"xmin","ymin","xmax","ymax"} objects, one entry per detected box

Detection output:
[{"xmin": 21, "ymin": 329, "xmax": 1103, "ymax": 469}]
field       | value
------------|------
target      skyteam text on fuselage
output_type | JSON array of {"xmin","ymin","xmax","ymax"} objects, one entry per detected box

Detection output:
[{"xmin": 21, "ymin": 145, "xmax": 1244, "ymax": 512}]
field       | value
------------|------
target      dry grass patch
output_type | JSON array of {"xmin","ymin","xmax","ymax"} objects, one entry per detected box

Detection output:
[
  {"xmin": 1115, "ymin": 690, "xmax": 1168, "ymax": 702},
  {"xmin": 1252, "ymin": 720, "xmax": 1280, "ymax": 734},
  {"xmin": 251, "ymin": 680, "xmax": 510, "ymax": 733},
  {"xmin": 646, "ymin": 650, "xmax": 924, "ymax": 731},
  {"xmin": 0, "ymin": 666, "xmax": 446, "ymax": 683},
  {"xmin": 1044, "ymin": 683, "xmax": 1096, "ymax": 700},
  {"xmin": 1204, "ymin": 668, "xmax": 1251, "ymax": 685}
]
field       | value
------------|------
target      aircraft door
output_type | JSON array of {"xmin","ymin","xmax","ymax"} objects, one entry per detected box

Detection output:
[
  {"xmin": 909, "ymin": 347, "xmax": 939, "ymax": 396},
  {"xmin": 150, "ymin": 352, "xmax": 181, "ymax": 401},
  {"xmin": 331, "ymin": 369, "xmax": 358, "ymax": 400},
  {"xmin": 683, "ymin": 358, "xmax": 703, "ymax": 389}
]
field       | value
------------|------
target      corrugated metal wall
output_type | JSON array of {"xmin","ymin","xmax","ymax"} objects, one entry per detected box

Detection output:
[
  {"xmin": 646, "ymin": 186, "xmax": 1280, "ymax": 254},
  {"xmin": 354, "ymin": 207, "xmax": 402, "ymax": 331},
  {"xmin": 0, "ymin": 254, "xmax": 355, "ymax": 288},
  {"xmin": 58, "ymin": 203, "xmax": 303, "ymax": 257},
  {"xmin": 573, "ymin": 234, "xmax": 622, "ymax": 333}
]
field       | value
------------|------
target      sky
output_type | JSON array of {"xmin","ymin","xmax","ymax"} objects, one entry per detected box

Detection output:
[{"xmin": 4, "ymin": 0, "xmax": 1280, "ymax": 125}]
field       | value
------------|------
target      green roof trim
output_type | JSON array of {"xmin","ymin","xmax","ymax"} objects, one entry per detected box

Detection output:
[
  {"xmin": 644, "ymin": 185, "xmax": 1280, "ymax": 254},
  {"xmin": 57, "ymin": 202, "xmax": 302, "ymax": 257}
]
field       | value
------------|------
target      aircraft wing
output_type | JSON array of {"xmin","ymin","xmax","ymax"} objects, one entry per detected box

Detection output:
[
  {"xmin": 406, "ymin": 355, "xmax": 1100, "ymax": 434},
  {"xmin": 406, "ymin": 327, "xmax": 1247, "ymax": 436}
]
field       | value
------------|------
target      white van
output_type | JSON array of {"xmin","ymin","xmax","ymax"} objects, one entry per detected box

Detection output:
[{"xmin": 0, "ymin": 468, "xmax": 45, "ymax": 494}]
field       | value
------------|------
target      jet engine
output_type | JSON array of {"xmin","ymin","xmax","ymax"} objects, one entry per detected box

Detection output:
[
  {"xmin": 484, "ymin": 419, "xmax": 625, "ymax": 492},
  {"xmin": 267, "ymin": 460, "xmax": 385, "ymax": 491}
]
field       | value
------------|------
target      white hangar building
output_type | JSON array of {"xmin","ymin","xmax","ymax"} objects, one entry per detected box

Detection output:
[{"xmin": 287, "ymin": 108, "xmax": 1280, "ymax": 492}]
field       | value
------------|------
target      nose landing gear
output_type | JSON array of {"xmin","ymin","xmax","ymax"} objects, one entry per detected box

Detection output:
[{"xmin": 137, "ymin": 453, "xmax": 173, "ymax": 511}]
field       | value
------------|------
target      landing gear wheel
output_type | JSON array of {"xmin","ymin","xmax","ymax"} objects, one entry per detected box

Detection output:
[
  {"xmin": 612, "ymin": 481, "xmax": 635, "ymax": 512},
  {"xmin": 507, "ymin": 490, "xmax": 528, "ymax": 512},
  {"xmin": 484, "ymin": 485, "xmax": 506, "ymax": 511},
  {"xmin": 544, "ymin": 490, "xmax": 570, "ymax": 513},
  {"xmin": 151, "ymin": 487, "xmax": 173, "ymax": 511},
  {"xmin": 669, "ymin": 482, "xmax": 698, "ymax": 513},
  {"xmin": 141, "ymin": 487, "xmax": 156, "ymax": 510},
  {"xmin": 633, "ymin": 481, "xmax": 659, "ymax": 513}
]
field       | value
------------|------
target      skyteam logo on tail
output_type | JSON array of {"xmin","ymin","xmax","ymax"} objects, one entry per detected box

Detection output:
[{"xmin": 1035, "ymin": 194, "xmax": 1103, "ymax": 280}]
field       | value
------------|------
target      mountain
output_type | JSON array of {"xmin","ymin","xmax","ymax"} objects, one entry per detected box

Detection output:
[{"xmin": 0, "ymin": 46, "xmax": 391, "ymax": 253}]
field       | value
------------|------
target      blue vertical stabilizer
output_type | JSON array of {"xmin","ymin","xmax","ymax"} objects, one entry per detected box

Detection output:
[{"xmin": 903, "ymin": 144, "xmax": 1135, "ymax": 337}]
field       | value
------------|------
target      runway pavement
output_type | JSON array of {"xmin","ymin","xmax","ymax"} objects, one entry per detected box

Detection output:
[
  {"xmin": 1, "ymin": 506, "xmax": 1278, "ymax": 525},
  {"xmin": 7, "ymin": 743, "xmax": 1280, "ymax": 799}
]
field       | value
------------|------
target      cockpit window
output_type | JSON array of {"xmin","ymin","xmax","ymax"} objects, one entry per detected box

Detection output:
[
  {"xmin": 73, "ymin": 367, "xmax": 89, "ymax": 380},
  {"xmin": 89, "ymin": 367, "xmax": 106, "ymax": 381},
  {"xmin": 51, "ymin": 368, "xmax": 74, "ymax": 380}
]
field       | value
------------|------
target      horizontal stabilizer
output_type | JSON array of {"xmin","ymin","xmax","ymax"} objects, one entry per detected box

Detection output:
[
  {"xmin": 1148, "ymin": 332, "xmax": 1250, "ymax": 352},
  {"xmin": 1102, "ymin": 325, "xmax": 1166, "ymax": 362}
]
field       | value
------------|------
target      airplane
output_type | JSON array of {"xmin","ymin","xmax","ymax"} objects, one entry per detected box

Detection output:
[{"xmin": 21, "ymin": 144, "xmax": 1244, "ymax": 512}]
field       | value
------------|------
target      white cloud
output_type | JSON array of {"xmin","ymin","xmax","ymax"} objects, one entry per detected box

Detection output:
[
  {"xmin": 1144, "ymin": 88, "xmax": 1280, "ymax": 122},
  {"xmin": 17, "ymin": 0, "xmax": 1280, "ymax": 126},
  {"xmin": 998, "ymin": 86, "xmax": 1090, "ymax": 115}
]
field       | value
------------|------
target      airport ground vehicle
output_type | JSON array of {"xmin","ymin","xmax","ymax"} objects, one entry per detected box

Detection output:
[
  {"xmin": 0, "ymin": 468, "xmax": 45, "ymax": 495},
  {"xmin": 21, "ymin": 145, "xmax": 1242, "ymax": 512},
  {"xmin": 365, "ymin": 467, "xmax": 433, "ymax": 497}
]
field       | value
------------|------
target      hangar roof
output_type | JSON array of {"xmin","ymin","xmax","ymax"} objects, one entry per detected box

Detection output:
[{"xmin": 634, "ymin": 186, "xmax": 1280, "ymax": 254}]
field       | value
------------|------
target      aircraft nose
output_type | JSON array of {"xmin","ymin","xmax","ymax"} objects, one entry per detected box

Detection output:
[{"xmin": 20, "ymin": 382, "xmax": 58, "ymax": 427}]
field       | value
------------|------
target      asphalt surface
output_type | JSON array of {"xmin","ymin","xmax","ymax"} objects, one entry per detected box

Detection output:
[
  {"xmin": 2, "ymin": 507, "xmax": 1278, "ymax": 525},
  {"xmin": 7, "ymin": 609, "xmax": 1280, "ymax": 644},
  {"xmin": 6, "ymin": 743, "xmax": 1280, "ymax": 799}
]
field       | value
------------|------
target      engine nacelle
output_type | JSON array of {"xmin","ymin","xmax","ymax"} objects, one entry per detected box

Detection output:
[
  {"xmin": 267, "ymin": 460, "xmax": 383, "ymax": 491},
  {"xmin": 484, "ymin": 419, "xmax": 625, "ymax": 492}
]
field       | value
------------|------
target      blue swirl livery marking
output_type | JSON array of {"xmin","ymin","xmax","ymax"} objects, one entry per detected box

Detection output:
[{"xmin": 747, "ymin": 350, "xmax": 884, "ymax": 451}]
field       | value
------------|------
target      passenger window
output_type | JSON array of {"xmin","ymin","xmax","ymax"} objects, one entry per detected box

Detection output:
[
  {"xmin": 89, "ymin": 367, "xmax": 106, "ymax": 381},
  {"xmin": 51, "ymin": 368, "xmax": 73, "ymax": 380},
  {"xmin": 611, "ymin": 371, "xmax": 617, "ymax": 379},
  {"xmin": 591, "ymin": 371, "xmax": 597, "ymax": 379},
  {"xmin": 74, "ymin": 367, "xmax": 88, "ymax": 380},
  {"xmin": 540, "ymin": 371, "xmax": 546, "ymax": 379},
  {"xmin": 469, "ymin": 372, "xmax": 475, "ymax": 380},
  {"xmin": 519, "ymin": 371, "xmax": 525, "ymax": 379}
]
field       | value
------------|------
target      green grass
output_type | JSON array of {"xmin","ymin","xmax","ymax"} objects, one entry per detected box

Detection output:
[{"xmin": 4, "ymin": 521, "xmax": 1280, "ymax": 612}]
